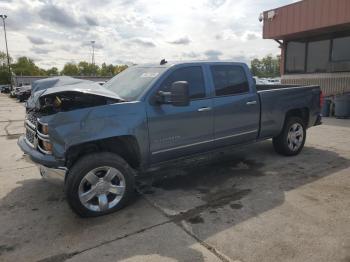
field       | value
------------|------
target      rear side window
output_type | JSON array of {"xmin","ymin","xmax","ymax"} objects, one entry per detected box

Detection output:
[
  {"xmin": 159, "ymin": 66, "xmax": 205, "ymax": 99},
  {"xmin": 210, "ymin": 65, "xmax": 249, "ymax": 96}
]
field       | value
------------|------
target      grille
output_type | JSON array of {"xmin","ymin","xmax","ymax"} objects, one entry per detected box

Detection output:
[
  {"xmin": 27, "ymin": 112, "xmax": 39, "ymax": 127},
  {"xmin": 25, "ymin": 128, "xmax": 35, "ymax": 145},
  {"xmin": 25, "ymin": 111, "xmax": 41, "ymax": 147}
]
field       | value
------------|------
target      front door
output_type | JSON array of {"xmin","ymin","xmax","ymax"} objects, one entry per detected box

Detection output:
[{"xmin": 147, "ymin": 66, "xmax": 214, "ymax": 163}]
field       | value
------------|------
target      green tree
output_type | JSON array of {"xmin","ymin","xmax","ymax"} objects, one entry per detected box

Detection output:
[
  {"xmin": 77, "ymin": 61, "xmax": 100, "ymax": 76},
  {"xmin": 46, "ymin": 67, "xmax": 59, "ymax": 76},
  {"xmin": 114, "ymin": 65, "xmax": 128, "ymax": 74},
  {"xmin": 61, "ymin": 63, "xmax": 79, "ymax": 76},
  {"xmin": 250, "ymin": 55, "xmax": 280, "ymax": 78},
  {"xmin": 0, "ymin": 51, "xmax": 12, "ymax": 84},
  {"xmin": 12, "ymin": 57, "xmax": 46, "ymax": 76},
  {"xmin": 100, "ymin": 63, "xmax": 115, "ymax": 76}
]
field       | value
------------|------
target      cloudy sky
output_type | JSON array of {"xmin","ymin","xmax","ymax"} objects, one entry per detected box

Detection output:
[{"xmin": 0, "ymin": 0, "xmax": 297, "ymax": 69}]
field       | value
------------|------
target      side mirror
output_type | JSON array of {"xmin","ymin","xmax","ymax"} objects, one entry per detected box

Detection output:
[
  {"xmin": 157, "ymin": 81, "xmax": 190, "ymax": 107},
  {"xmin": 170, "ymin": 81, "xmax": 190, "ymax": 107}
]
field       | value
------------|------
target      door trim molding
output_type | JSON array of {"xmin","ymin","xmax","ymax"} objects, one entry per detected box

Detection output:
[{"xmin": 151, "ymin": 129, "xmax": 258, "ymax": 155}]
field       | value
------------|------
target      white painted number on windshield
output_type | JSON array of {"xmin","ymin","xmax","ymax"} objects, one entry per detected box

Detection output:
[{"xmin": 140, "ymin": 73, "xmax": 159, "ymax": 78}]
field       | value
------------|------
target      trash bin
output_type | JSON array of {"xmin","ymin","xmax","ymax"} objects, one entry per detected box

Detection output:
[
  {"xmin": 321, "ymin": 99, "xmax": 331, "ymax": 117},
  {"xmin": 334, "ymin": 93, "xmax": 350, "ymax": 118}
]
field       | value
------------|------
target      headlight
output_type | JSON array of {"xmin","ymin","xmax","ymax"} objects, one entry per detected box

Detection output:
[
  {"xmin": 38, "ymin": 120, "xmax": 49, "ymax": 136},
  {"xmin": 41, "ymin": 123, "xmax": 49, "ymax": 135},
  {"xmin": 41, "ymin": 140, "xmax": 53, "ymax": 152}
]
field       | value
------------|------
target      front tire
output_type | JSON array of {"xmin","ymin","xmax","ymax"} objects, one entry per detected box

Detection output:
[
  {"xmin": 273, "ymin": 117, "xmax": 306, "ymax": 156},
  {"xmin": 65, "ymin": 152, "xmax": 135, "ymax": 217}
]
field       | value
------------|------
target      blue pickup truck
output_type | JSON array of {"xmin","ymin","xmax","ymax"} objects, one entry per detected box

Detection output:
[{"xmin": 18, "ymin": 61, "xmax": 322, "ymax": 217}]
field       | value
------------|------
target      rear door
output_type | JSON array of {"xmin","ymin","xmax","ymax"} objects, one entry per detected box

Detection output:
[
  {"xmin": 147, "ymin": 66, "xmax": 214, "ymax": 163},
  {"xmin": 210, "ymin": 65, "xmax": 260, "ymax": 147}
]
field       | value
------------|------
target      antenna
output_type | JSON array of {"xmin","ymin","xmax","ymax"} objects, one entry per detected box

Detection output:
[{"xmin": 160, "ymin": 59, "xmax": 167, "ymax": 65}]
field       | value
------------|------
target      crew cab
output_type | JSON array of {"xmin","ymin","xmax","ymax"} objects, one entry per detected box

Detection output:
[{"xmin": 18, "ymin": 61, "xmax": 322, "ymax": 217}]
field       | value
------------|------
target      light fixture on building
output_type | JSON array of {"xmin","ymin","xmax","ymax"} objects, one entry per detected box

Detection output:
[{"xmin": 258, "ymin": 13, "xmax": 264, "ymax": 22}]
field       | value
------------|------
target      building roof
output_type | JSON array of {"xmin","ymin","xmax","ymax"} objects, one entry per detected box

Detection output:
[{"xmin": 262, "ymin": 0, "xmax": 350, "ymax": 40}]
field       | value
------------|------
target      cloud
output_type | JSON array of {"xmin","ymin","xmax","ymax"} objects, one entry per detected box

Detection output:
[
  {"xmin": 39, "ymin": 4, "xmax": 79, "ymax": 28},
  {"xmin": 245, "ymin": 33, "xmax": 260, "ymax": 41},
  {"xmin": 0, "ymin": 0, "xmax": 287, "ymax": 69},
  {"xmin": 130, "ymin": 38, "xmax": 156, "ymax": 48},
  {"xmin": 27, "ymin": 36, "xmax": 50, "ymax": 45},
  {"xmin": 182, "ymin": 51, "xmax": 200, "ymax": 58},
  {"xmin": 30, "ymin": 47, "xmax": 51, "ymax": 55},
  {"xmin": 168, "ymin": 37, "xmax": 191, "ymax": 45},
  {"xmin": 82, "ymin": 41, "xmax": 104, "ymax": 49},
  {"xmin": 84, "ymin": 16, "xmax": 99, "ymax": 26},
  {"xmin": 204, "ymin": 50, "xmax": 223, "ymax": 60},
  {"xmin": 207, "ymin": 0, "xmax": 226, "ymax": 8}
]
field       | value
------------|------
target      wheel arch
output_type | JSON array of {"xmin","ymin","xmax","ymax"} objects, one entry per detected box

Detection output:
[
  {"xmin": 65, "ymin": 136, "xmax": 142, "ymax": 169},
  {"xmin": 284, "ymin": 107, "xmax": 310, "ymax": 127}
]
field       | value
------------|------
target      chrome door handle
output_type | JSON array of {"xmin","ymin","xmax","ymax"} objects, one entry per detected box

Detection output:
[
  {"xmin": 246, "ymin": 101, "xmax": 257, "ymax": 105},
  {"xmin": 198, "ymin": 107, "xmax": 212, "ymax": 112}
]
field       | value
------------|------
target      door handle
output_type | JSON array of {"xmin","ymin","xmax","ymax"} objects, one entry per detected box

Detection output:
[
  {"xmin": 198, "ymin": 107, "xmax": 212, "ymax": 112},
  {"xmin": 246, "ymin": 101, "xmax": 257, "ymax": 105}
]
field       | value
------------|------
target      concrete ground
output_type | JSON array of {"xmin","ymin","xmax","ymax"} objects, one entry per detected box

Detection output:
[{"xmin": 0, "ymin": 93, "xmax": 349, "ymax": 262}]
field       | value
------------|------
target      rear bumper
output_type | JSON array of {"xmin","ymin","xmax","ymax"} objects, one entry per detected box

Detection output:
[{"xmin": 314, "ymin": 114, "xmax": 322, "ymax": 126}]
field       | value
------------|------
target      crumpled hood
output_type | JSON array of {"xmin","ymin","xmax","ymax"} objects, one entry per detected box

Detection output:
[
  {"xmin": 26, "ymin": 77, "xmax": 122, "ymax": 109},
  {"xmin": 31, "ymin": 76, "xmax": 89, "ymax": 93},
  {"xmin": 41, "ymin": 82, "xmax": 122, "ymax": 100}
]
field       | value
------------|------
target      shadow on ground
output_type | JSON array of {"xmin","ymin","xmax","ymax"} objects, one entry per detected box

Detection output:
[{"xmin": 0, "ymin": 141, "xmax": 349, "ymax": 261}]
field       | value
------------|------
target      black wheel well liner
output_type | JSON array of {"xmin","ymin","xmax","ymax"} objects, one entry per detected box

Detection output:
[
  {"xmin": 65, "ymin": 136, "xmax": 141, "ymax": 169},
  {"xmin": 285, "ymin": 107, "xmax": 310, "ymax": 127}
]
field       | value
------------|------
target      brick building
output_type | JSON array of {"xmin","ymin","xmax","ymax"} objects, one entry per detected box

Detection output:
[{"xmin": 262, "ymin": 0, "xmax": 350, "ymax": 96}]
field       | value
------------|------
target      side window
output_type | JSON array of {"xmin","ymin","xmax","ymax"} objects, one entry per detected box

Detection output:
[
  {"xmin": 210, "ymin": 65, "xmax": 249, "ymax": 96},
  {"xmin": 159, "ymin": 66, "xmax": 205, "ymax": 99}
]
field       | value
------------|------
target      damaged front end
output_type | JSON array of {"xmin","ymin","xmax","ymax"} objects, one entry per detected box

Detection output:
[
  {"xmin": 19, "ymin": 83, "xmax": 125, "ymax": 180},
  {"xmin": 36, "ymin": 91, "xmax": 121, "ymax": 115}
]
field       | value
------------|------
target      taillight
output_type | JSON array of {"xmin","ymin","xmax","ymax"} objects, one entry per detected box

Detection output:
[{"xmin": 320, "ymin": 91, "xmax": 324, "ymax": 108}]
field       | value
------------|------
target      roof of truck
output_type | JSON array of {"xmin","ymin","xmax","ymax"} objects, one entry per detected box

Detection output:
[{"xmin": 137, "ymin": 60, "xmax": 247, "ymax": 68}]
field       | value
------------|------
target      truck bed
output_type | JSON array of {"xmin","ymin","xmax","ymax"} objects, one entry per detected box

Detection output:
[{"xmin": 256, "ymin": 84, "xmax": 321, "ymax": 140}]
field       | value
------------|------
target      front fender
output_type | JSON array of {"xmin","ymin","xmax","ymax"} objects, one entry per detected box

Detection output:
[{"xmin": 40, "ymin": 101, "xmax": 149, "ymax": 163}]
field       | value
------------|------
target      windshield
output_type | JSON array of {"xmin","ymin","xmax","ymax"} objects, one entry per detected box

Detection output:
[{"xmin": 103, "ymin": 67, "xmax": 166, "ymax": 101}]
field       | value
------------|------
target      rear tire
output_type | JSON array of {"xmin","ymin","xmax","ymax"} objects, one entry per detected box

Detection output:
[
  {"xmin": 273, "ymin": 117, "xmax": 306, "ymax": 156},
  {"xmin": 65, "ymin": 152, "xmax": 135, "ymax": 217}
]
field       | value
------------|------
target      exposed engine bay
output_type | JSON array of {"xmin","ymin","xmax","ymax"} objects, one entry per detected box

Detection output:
[{"xmin": 37, "ymin": 91, "xmax": 121, "ymax": 115}]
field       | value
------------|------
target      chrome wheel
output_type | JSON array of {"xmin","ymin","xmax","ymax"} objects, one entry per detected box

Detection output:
[
  {"xmin": 78, "ymin": 166, "xmax": 126, "ymax": 212},
  {"xmin": 287, "ymin": 123, "xmax": 304, "ymax": 151}
]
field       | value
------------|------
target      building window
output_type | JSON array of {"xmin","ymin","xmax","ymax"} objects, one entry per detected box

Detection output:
[
  {"xmin": 286, "ymin": 42, "xmax": 306, "ymax": 73},
  {"xmin": 210, "ymin": 65, "xmax": 249, "ymax": 96},
  {"xmin": 160, "ymin": 66, "xmax": 205, "ymax": 99},
  {"xmin": 307, "ymin": 40, "xmax": 330, "ymax": 73},
  {"xmin": 332, "ymin": 36, "xmax": 350, "ymax": 62}
]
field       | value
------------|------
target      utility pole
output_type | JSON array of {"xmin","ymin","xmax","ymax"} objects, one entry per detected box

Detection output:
[
  {"xmin": 90, "ymin": 40, "xmax": 96, "ymax": 76},
  {"xmin": 91, "ymin": 40, "xmax": 95, "ymax": 65},
  {"xmin": 0, "ymin": 14, "xmax": 12, "ymax": 90}
]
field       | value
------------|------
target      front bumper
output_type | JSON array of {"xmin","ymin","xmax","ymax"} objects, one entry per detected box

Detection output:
[
  {"xmin": 18, "ymin": 135, "xmax": 67, "ymax": 185},
  {"xmin": 17, "ymin": 135, "xmax": 64, "ymax": 168},
  {"xmin": 39, "ymin": 165, "xmax": 67, "ymax": 185},
  {"xmin": 21, "ymin": 148, "xmax": 67, "ymax": 185}
]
